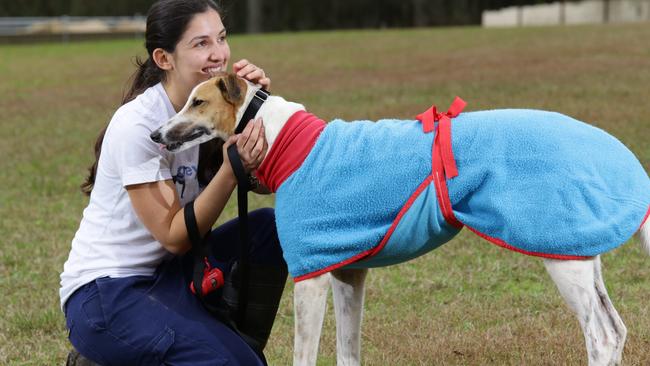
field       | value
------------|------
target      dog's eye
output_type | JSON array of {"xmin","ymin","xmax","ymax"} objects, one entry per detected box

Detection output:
[{"xmin": 192, "ymin": 99, "xmax": 205, "ymax": 107}]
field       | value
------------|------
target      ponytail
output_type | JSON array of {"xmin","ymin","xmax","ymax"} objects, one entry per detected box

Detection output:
[
  {"xmin": 122, "ymin": 57, "xmax": 165, "ymax": 105},
  {"xmin": 80, "ymin": 125, "xmax": 108, "ymax": 196}
]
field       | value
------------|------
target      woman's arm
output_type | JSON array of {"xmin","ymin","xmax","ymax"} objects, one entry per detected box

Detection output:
[
  {"xmin": 126, "ymin": 162, "xmax": 235, "ymax": 255},
  {"xmin": 126, "ymin": 119, "xmax": 267, "ymax": 255}
]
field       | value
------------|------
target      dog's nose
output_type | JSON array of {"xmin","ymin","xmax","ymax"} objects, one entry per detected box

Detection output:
[{"xmin": 150, "ymin": 130, "xmax": 163, "ymax": 143}]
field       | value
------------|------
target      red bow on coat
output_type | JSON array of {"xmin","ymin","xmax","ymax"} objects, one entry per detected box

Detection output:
[{"xmin": 416, "ymin": 97, "xmax": 467, "ymax": 179}]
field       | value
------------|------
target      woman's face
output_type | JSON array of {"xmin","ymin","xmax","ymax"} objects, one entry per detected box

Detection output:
[{"xmin": 168, "ymin": 9, "xmax": 231, "ymax": 92}]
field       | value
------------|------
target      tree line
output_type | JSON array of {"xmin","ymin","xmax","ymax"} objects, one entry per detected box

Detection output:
[{"xmin": 0, "ymin": 0, "xmax": 575, "ymax": 31}]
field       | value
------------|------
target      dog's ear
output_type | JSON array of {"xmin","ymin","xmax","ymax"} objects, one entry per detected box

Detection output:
[{"xmin": 216, "ymin": 74, "xmax": 243, "ymax": 105}]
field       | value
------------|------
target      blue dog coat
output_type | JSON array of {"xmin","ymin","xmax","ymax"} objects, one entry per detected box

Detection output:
[{"xmin": 256, "ymin": 105, "xmax": 650, "ymax": 281}]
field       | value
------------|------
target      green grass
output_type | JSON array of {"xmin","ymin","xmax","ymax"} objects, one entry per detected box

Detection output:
[{"xmin": 1, "ymin": 23, "xmax": 649, "ymax": 365}]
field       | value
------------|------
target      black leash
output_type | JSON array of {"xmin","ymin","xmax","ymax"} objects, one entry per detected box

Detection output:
[
  {"xmin": 185, "ymin": 87, "xmax": 269, "ymax": 322},
  {"xmin": 239, "ymin": 89, "xmax": 270, "ymax": 132},
  {"xmin": 227, "ymin": 87, "xmax": 269, "ymax": 325},
  {"xmin": 227, "ymin": 144, "xmax": 252, "ymax": 325},
  {"xmin": 184, "ymin": 201, "xmax": 214, "ymax": 300}
]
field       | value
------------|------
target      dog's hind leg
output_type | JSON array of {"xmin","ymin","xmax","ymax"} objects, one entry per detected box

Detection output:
[
  {"xmin": 638, "ymin": 217, "xmax": 650, "ymax": 256},
  {"xmin": 593, "ymin": 256, "xmax": 627, "ymax": 365},
  {"xmin": 331, "ymin": 268, "xmax": 368, "ymax": 366},
  {"xmin": 543, "ymin": 256, "xmax": 626, "ymax": 366},
  {"xmin": 294, "ymin": 273, "xmax": 330, "ymax": 366}
]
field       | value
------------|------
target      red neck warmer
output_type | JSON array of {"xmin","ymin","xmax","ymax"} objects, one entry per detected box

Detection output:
[{"xmin": 255, "ymin": 111, "xmax": 326, "ymax": 192}]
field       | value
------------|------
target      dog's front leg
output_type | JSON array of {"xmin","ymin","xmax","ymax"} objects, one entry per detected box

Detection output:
[
  {"xmin": 331, "ymin": 268, "xmax": 368, "ymax": 366},
  {"xmin": 294, "ymin": 273, "xmax": 330, "ymax": 366}
]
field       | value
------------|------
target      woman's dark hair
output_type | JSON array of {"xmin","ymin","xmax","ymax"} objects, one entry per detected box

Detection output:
[{"xmin": 81, "ymin": 0, "xmax": 223, "ymax": 195}]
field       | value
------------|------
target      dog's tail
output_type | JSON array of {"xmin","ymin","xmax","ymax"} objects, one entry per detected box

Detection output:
[{"xmin": 638, "ymin": 214, "xmax": 650, "ymax": 256}]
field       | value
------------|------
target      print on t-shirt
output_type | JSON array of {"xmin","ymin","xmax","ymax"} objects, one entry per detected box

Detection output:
[{"xmin": 172, "ymin": 165, "xmax": 197, "ymax": 199}]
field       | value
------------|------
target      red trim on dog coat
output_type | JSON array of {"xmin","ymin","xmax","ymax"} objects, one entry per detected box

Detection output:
[{"xmin": 256, "ymin": 111, "xmax": 326, "ymax": 192}]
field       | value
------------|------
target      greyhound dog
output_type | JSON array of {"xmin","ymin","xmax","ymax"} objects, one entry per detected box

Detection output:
[{"xmin": 151, "ymin": 72, "xmax": 650, "ymax": 366}]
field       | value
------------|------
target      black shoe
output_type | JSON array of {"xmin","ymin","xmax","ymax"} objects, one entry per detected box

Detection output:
[{"xmin": 66, "ymin": 349, "xmax": 102, "ymax": 366}]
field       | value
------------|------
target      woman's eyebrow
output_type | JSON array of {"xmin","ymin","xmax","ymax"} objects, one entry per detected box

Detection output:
[
  {"xmin": 188, "ymin": 35, "xmax": 208, "ymax": 44},
  {"xmin": 188, "ymin": 29, "xmax": 227, "ymax": 45}
]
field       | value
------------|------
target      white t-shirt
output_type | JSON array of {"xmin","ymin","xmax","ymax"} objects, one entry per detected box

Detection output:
[{"xmin": 59, "ymin": 83, "xmax": 201, "ymax": 310}]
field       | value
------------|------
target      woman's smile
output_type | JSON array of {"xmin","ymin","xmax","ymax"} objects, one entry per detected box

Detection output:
[{"xmin": 201, "ymin": 64, "xmax": 225, "ymax": 75}]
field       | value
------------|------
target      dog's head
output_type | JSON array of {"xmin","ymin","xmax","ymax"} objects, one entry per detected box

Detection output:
[{"xmin": 150, "ymin": 71, "xmax": 253, "ymax": 152}]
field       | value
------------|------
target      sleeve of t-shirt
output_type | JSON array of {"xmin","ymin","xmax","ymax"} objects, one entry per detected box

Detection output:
[{"xmin": 110, "ymin": 116, "xmax": 173, "ymax": 187}]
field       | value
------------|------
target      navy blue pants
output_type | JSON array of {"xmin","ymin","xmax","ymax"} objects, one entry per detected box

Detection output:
[{"xmin": 65, "ymin": 208, "xmax": 284, "ymax": 366}]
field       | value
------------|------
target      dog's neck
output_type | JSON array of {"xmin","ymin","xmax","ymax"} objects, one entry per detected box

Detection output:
[{"xmin": 236, "ymin": 84, "xmax": 305, "ymax": 152}]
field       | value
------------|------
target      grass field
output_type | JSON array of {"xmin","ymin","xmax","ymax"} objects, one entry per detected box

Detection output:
[{"xmin": 1, "ymin": 23, "xmax": 649, "ymax": 365}]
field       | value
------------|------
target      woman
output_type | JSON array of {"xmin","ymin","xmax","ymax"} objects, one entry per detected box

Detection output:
[{"xmin": 59, "ymin": 1, "xmax": 286, "ymax": 364}]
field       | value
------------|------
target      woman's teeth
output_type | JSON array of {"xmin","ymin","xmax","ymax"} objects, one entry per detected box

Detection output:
[{"xmin": 204, "ymin": 67, "xmax": 222, "ymax": 75}]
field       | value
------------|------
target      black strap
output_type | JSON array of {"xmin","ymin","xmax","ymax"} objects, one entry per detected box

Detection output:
[
  {"xmin": 184, "ymin": 200, "xmax": 202, "ymax": 251},
  {"xmin": 184, "ymin": 200, "xmax": 210, "ymax": 298},
  {"xmin": 227, "ymin": 144, "xmax": 252, "ymax": 326},
  {"xmin": 186, "ymin": 87, "xmax": 267, "ymax": 328},
  {"xmin": 236, "ymin": 89, "xmax": 269, "ymax": 134},
  {"xmin": 227, "ymin": 144, "xmax": 251, "ymax": 191},
  {"xmin": 227, "ymin": 88, "xmax": 269, "ymax": 326},
  {"xmin": 183, "ymin": 169, "xmax": 263, "ymax": 361}
]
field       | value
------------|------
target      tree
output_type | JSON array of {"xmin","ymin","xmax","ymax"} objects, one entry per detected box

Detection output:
[{"xmin": 246, "ymin": 0, "xmax": 262, "ymax": 33}]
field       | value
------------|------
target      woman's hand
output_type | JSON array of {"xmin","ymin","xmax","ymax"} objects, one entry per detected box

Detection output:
[
  {"xmin": 221, "ymin": 117, "xmax": 268, "ymax": 174},
  {"xmin": 233, "ymin": 59, "xmax": 271, "ymax": 90}
]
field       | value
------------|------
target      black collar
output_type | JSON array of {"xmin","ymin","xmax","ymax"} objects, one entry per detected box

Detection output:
[{"xmin": 235, "ymin": 88, "xmax": 270, "ymax": 134}]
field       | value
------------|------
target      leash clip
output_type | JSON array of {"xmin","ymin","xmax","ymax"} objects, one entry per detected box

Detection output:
[{"xmin": 190, "ymin": 257, "xmax": 225, "ymax": 295}]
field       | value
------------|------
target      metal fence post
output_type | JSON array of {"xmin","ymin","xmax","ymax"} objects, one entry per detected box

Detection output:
[{"xmin": 62, "ymin": 15, "xmax": 69, "ymax": 43}]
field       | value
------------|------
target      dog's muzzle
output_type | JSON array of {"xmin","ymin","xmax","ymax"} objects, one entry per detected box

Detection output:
[{"xmin": 150, "ymin": 126, "xmax": 211, "ymax": 152}]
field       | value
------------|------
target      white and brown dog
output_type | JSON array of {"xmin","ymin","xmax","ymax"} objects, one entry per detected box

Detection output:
[{"xmin": 151, "ymin": 72, "xmax": 650, "ymax": 366}]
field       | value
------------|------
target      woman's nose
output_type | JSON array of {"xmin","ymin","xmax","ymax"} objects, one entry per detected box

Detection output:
[{"xmin": 209, "ymin": 44, "xmax": 227, "ymax": 61}]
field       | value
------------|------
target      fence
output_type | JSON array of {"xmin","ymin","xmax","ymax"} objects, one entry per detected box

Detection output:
[
  {"xmin": 483, "ymin": 0, "xmax": 650, "ymax": 27},
  {"xmin": 0, "ymin": 16, "xmax": 145, "ymax": 42}
]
